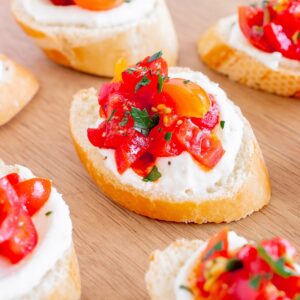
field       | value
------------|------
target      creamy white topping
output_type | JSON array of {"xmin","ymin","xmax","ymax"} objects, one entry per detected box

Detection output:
[
  {"xmin": 174, "ymin": 232, "xmax": 248, "ymax": 300},
  {"xmin": 219, "ymin": 15, "xmax": 300, "ymax": 72},
  {"xmin": 94, "ymin": 69, "xmax": 244, "ymax": 201},
  {"xmin": 22, "ymin": 0, "xmax": 156, "ymax": 28},
  {"xmin": 0, "ymin": 166, "xmax": 72, "ymax": 300}
]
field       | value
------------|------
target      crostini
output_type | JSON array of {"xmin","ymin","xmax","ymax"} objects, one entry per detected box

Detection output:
[
  {"xmin": 11, "ymin": 0, "xmax": 178, "ymax": 77},
  {"xmin": 146, "ymin": 228, "xmax": 300, "ymax": 299},
  {"xmin": 198, "ymin": 0, "xmax": 300, "ymax": 98},
  {"xmin": 0, "ymin": 54, "xmax": 38, "ymax": 126},
  {"xmin": 0, "ymin": 161, "xmax": 80, "ymax": 300},
  {"xmin": 70, "ymin": 52, "xmax": 271, "ymax": 224}
]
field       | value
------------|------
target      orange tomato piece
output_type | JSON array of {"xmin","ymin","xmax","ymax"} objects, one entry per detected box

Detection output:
[
  {"xmin": 163, "ymin": 78, "xmax": 211, "ymax": 118},
  {"xmin": 74, "ymin": 0, "xmax": 124, "ymax": 11},
  {"xmin": 113, "ymin": 57, "xmax": 127, "ymax": 82}
]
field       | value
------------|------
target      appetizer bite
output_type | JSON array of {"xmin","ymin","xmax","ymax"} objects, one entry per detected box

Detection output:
[
  {"xmin": 70, "ymin": 52, "xmax": 271, "ymax": 224},
  {"xmin": 0, "ymin": 162, "xmax": 80, "ymax": 300},
  {"xmin": 146, "ymin": 228, "xmax": 300, "ymax": 300},
  {"xmin": 0, "ymin": 54, "xmax": 38, "ymax": 126},
  {"xmin": 11, "ymin": 0, "xmax": 178, "ymax": 77},
  {"xmin": 198, "ymin": 0, "xmax": 300, "ymax": 98}
]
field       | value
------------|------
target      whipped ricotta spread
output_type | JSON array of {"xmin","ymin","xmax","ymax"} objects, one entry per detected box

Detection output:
[
  {"xmin": 0, "ymin": 165, "xmax": 72, "ymax": 300},
  {"xmin": 174, "ymin": 232, "xmax": 248, "ymax": 300},
  {"xmin": 22, "ymin": 0, "xmax": 156, "ymax": 28},
  {"xmin": 94, "ymin": 69, "xmax": 244, "ymax": 201},
  {"xmin": 219, "ymin": 15, "xmax": 300, "ymax": 72}
]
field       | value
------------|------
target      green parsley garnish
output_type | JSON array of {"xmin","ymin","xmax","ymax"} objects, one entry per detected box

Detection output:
[
  {"xmin": 107, "ymin": 109, "xmax": 116, "ymax": 122},
  {"xmin": 148, "ymin": 51, "xmax": 163, "ymax": 63},
  {"xmin": 203, "ymin": 240, "xmax": 224, "ymax": 261},
  {"xmin": 125, "ymin": 67, "xmax": 136, "ymax": 74},
  {"xmin": 220, "ymin": 120, "xmax": 225, "ymax": 129},
  {"xmin": 124, "ymin": 0, "xmax": 132, "ymax": 2},
  {"xmin": 226, "ymin": 258, "xmax": 243, "ymax": 272},
  {"xmin": 257, "ymin": 246, "xmax": 294, "ymax": 278},
  {"xmin": 164, "ymin": 132, "xmax": 172, "ymax": 141},
  {"xmin": 45, "ymin": 211, "xmax": 52, "ymax": 216},
  {"xmin": 143, "ymin": 166, "xmax": 162, "ymax": 182},
  {"xmin": 249, "ymin": 273, "xmax": 272, "ymax": 290},
  {"xmin": 183, "ymin": 79, "xmax": 191, "ymax": 84},
  {"xmin": 158, "ymin": 74, "xmax": 164, "ymax": 93},
  {"xmin": 135, "ymin": 75, "xmax": 151, "ymax": 93},
  {"xmin": 179, "ymin": 285, "xmax": 193, "ymax": 294},
  {"xmin": 131, "ymin": 107, "xmax": 159, "ymax": 136},
  {"xmin": 120, "ymin": 115, "xmax": 129, "ymax": 126}
]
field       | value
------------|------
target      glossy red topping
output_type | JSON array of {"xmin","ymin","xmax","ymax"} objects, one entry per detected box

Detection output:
[
  {"xmin": 239, "ymin": 0, "xmax": 300, "ymax": 61},
  {"xmin": 187, "ymin": 229, "xmax": 300, "ymax": 300},
  {"xmin": 50, "ymin": 0, "xmax": 124, "ymax": 11},
  {"xmin": 87, "ymin": 52, "xmax": 225, "ymax": 181},
  {"xmin": 0, "ymin": 173, "xmax": 51, "ymax": 264}
]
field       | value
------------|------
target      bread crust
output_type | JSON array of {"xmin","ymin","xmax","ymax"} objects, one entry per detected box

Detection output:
[
  {"xmin": 70, "ymin": 80, "xmax": 271, "ymax": 224},
  {"xmin": 20, "ymin": 245, "xmax": 81, "ymax": 300},
  {"xmin": 0, "ymin": 54, "xmax": 39, "ymax": 126},
  {"xmin": 198, "ymin": 24, "xmax": 300, "ymax": 98},
  {"xmin": 11, "ymin": 0, "xmax": 178, "ymax": 77}
]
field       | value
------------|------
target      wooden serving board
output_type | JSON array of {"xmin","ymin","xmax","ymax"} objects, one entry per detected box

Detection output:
[{"xmin": 1, "ymin": 0, "xmax": 300, "ymax": 299}]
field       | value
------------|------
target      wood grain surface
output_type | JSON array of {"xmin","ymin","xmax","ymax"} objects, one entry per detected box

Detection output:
[{"xmin": 1, "ymin": 0, "xmax": 300, "ymax": 299}]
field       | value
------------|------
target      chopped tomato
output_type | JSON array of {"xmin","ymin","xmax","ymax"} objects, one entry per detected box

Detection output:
[
  {"xmin": 131, "ymin": 152, "xmax": 156, "ymax": 177},
  {"xmin": 0, "ymin": 178, "xmax": 21, "ymax": 243},
  {"xmin": 238, "ymin": 1, "xmax": 300, "ymax": 61},
  {"xmin": 50, "ymin": 0, "xmax": 74, "ymax": 5},
  {"xmin": 115, "ymin": 132, "xmax": 149, "ymax": 174},
  {"xmin": 14, "ymin": 178, "xmax": 52, "ymax": 216},
  {"xmin": 163, "ymin": 78, "xmax": 211, "ymax": 118},
  {"xmin": 4, "ymin": 173, "xmax": 21, "ymax": 186},
  {"xmin": 74, "ymin": 0, "xmax": 123, "ymax": 11},
  {"xmin": 0, "ymin": 210, "xmax": 38, "ymax": 264},
  {"xmin": 87, "ymin": 122, "xmax": 106, "ymax": 148},
  {"xmin": 176, "ymin": 119, "xmax": 224, "ymax": 168}
]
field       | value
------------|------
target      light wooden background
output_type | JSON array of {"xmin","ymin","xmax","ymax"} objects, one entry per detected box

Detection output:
[{"xmin": 1, "ymin": 0, "xmax": 300, "ymax": 299}]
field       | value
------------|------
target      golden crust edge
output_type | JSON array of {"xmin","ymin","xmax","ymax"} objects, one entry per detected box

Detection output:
[{"xmin": 197, "ymin": 24, "xmax": 300, "ymax": 98}]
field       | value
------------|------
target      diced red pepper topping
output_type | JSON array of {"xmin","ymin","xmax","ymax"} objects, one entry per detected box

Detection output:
[
  {"xmin": 239, "ymin": 0, "xmax": 300, "ymax": 61},
  {"xmin": 87, "ymin": 52, "xmax": 225, "ymax": 181},
  {"xmin": 0, "ymin": 173, "xmax": 51, "ymax": 264},
  {"xmin": 189, "ymin": 229, "xmax": 300, "ymax": 300}
]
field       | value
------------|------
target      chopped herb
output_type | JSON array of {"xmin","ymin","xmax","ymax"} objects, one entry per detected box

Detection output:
[
  {"xmin": 131, "ymin": 107, "xmax": 159, "ymax": 136},
  {"xmin": 125, "ymin": 67, "xmax": 136, "ymax": 74},
  {"xmin": 158, "ymin": 74, "xmax": 164, "ymax": 93},
  {"xmin": 292, "ymin": 31, "xmax": 300, "ymax": 45},
  {"xmin": 295, "ymin": 294, "xmax": 300, "ymax": 300},
  {"xmin": 257, "ymin": 246, "xmax": 294, "ymax": 278},
  {"xmin": 164, "ymin": 132, "xmax": 172, "ymax": 141},
  {"xmin": 148, "ymin": 50, "xmax": 163, "ymax": 63},
  {"xmin": 45, "ymin": 211, "xmax": 52, "ymax": 216},
  {"xmin": 107, "ymin": 109, "xmax": 116, "ymax": 122},
  {"xmin": 250, "ymin": 3, "xmax": 257, "ymax": 8},
  {"xmin": 203, "ymin": 240, "xmax": 224, "ymax": 261},
  {"xmin": 183, "ymin": 79, "xmax": 191, "ymax": 84},
  {"xmin": 250, "ymin": 273, "xmax": 272, "ymax": 290},
  {"xmin": 143, "ymin": 166, "xmax": 162, "ymax": 182},
  {"xmin": 226, "ymin": 258, "xmax": 243, "ymax": 272},
  {"xmin": 124, "ymin": 0, "xmax": 132, "ymax": 2},
  {"xmin": 253, "ymin": 25, "xmax": 264, "ymax": 35},
  {"xmin": 120, "ymin": 115, "xmax": 129, "ymax": 126},
  {"xmin": 220, "ymin": 120, "xmax": 225, "ymax": 129},
  {"xmin": 135, "ymin": 76, "xmax": 151, "ymax": 93},
  {"xmin": 158, "ymin": 127, "xmax": 162, "ymax": 132},
  {"xmin": 179, "ymin": 285, "xmax": 193, "ymax": 294},
  {"xmin": 262, "ymin": 0, "xmax": 269, "ymax": 8}
]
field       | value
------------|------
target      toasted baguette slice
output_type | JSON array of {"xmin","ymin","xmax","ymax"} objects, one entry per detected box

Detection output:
[
  {"xmin": 69, "ymin": 67, "xmax": 271, "ymax": 224},
  {"xmin": 11, "ymin": 0, "xmax": 178, "ymax": 77},
  {"xmin": 198, "ymin": 20, "xmax": 300, "ymax": 98},
  {"xmin": 145, "ymin": 238, "xmax": 204, "ymax": 300},
  {"xmin": 0, "ymin": 162, "xmax": 81, "ymax": 300},
  {"xmin": 0, "ymin": 54, "xmax": 39, "ymax": 126}
]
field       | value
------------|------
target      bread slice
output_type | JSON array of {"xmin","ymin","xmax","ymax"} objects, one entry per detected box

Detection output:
[
  {"xmin": 0, "ymin": 54, "xmax": 39, "ymax": 126},
  {"xmin": 11, "ymin": 0, "xmax": 178, "ymax": 77},
  {"xmin": 69, "ymin": 67, "xmax": 271, "ymax": 224},
  {"xmin": 0, "ymin": 162, "xmax": 81, "ymax": 300},
  {"xmin": 145, "ymin": 238, "xmax": 204, "ymax": 300},
  {"xmin": 198, "ymin": 21, "xmax": 300, "ymax": 98}
]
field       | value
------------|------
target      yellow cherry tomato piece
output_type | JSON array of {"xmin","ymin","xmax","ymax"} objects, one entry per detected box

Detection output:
[
  {"xmin": 163, "ymin": 78, "xmax": 211, "ymax": 118},
  {"xmin": 113, "ymin": 57, "xmax": 127, "ymax": 82},
  {"xmin": 74, "ymin": 0, "xmax": 124, "ymax": 11}
]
